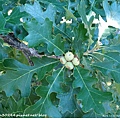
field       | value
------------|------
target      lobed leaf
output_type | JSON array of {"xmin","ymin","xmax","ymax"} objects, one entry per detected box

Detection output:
[
  {"xmin": 24, "ymin": 67, "xmax": 65, "ymax": 117},
  {"xmin": 6, "ymin": 7, "xmax": 28, "ymax": 24},
  {"xmin": 39, "ymin": 0, "xmax": 66, "ymax": 12},
  {"xmin": 73, "ymin": 66, "xmax": 112, "ymax": 114},
  {"xmin": 103, "ymin": 1, "xmax": 120, "ymax": 28},
  {"xmin": 24, "ymin": 18, "xmax": 65, "ymax": 56},
  {"xmin": 0, "ymin": 12, "xmax": 10, "ymax": 33},
  {"xmin": 57, "ymin": 90, "xmax": 77, "ymax": 114},
  {"xmin": 25, "ymin": 1, "xmax": 56, "ymax": 24},
  {"xmin": 0, "ymin": 57, "xmax": 59, "ymax": 97},
  {"xmin": 78, "ymin": 0, "xmax": 94, "ymax": 47},
  {"xmin": 24, "ymin": 1, "xmax": 71, "ymax": 39},
  {"xmin": 92, "ymin": 51, "xmax": 120, "ymax": 83}
]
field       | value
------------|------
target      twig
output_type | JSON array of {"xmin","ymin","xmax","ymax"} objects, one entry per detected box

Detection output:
[
  {"xmin": 0, "ymin": 33, "xmax": 60, "ymax": 66},
  {"xmin": 0, "ymin": 33, "xmax": 42, "ymax": 66},
  {"xmin": 83, "ymin": 41, "xmax": 101, "ymax": 56}
]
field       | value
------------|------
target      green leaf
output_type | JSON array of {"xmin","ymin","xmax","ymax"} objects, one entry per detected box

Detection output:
[
  {"xmin": 73, "ymin": 23, "xmax": 88, "ymax": 57},
  {"xmin": 46, "ymin": 68, "xmax": 65, "ymax": 93},
  {"xmin": 24, "ymin": 67, "xmax": 65, "ymax": 117},
  {"xmin": 103, "ymin": 1, "xmax": 120, "ymax": 28},
  {"xmin": 38, "ymin": 0, "xmax": 66, "ymax": 12},
  {"xmin": 105, "ymin": 44, "xmax": 120, "ymax": 52},
  {"xmin": 0, "ymin": 42, "xmax": 8, "ymax": 61},
  {"xmin": 0, "ymin": 57, "xmax": 59, "ymax": 97},
  {"xmin": 25, "ymin": 92, "xmax": 61, "ymax": 118},
  {"xmin": 78, "ymin": 0, "xmax": 94, "ymax": 47},
  {"xmin": 0, "ymin": 12, "xmax": 5, "ymax": 29},
  {"xmin": 64, "ymin": 7, "xmax": 77, "ymax": 20},
  {"xmin": 92, "ymin": 60, "xmax": 120, "ymax": 83},
  {"xmin": 24, "ymin": 1, "xmax": 71, "ymax": 39},
  {"xmin": 83, "ymin": 110, "xmax": 102, "ymax": 118},
  {"xmin": 6, "ymin": 7, "xmax": 28, "ymax": 24},
  {"xmin": 73, "ymin": 66, "xmax": 112, "ymax": 114},
  {"xmin": 78, "ymin": 1, "xmax": 88, "ymax": 26},
  {"xmin": 57, "ymin": 90, "xmax": 76, "ymax": 114},
  {"xmin": 1, "ymin": 96, "xmax": 26, "ymax": 114},
  {"xmin": 92, "ymin": 52, "xmax": 120, "ymax": 83},
  {"xmin": 25, "ymin": 1, "xmax": 56, "ymax": 24},
  {"xmin": 24, "ymin": 18, "xmax": 65, "ymax": 56},
  {"xmin": 0, "ymin": 12, "xmax": 10, "ymax": 33}
]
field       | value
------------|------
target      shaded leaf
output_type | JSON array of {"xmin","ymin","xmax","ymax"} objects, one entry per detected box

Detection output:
[
  {"xmin": 24, "ymin": 1, "xmax": 70, "ymax": 39},
  {"xmin": 25, "ymin": 1, "xmax": 56, "ymax": 24},
  {"xmin": 73, "ymin": 66, "xmax": 112, "ymax": 114},
  {"xmin": 92, "ymin": 52, "xmax": 120, "ymax": 83},
  {"xmin": 103, "ymin": 1, "xmax": 120, "ymax": 28},
  {"xmin": 0, "ymin": 57, "xmax": 59, "ymax": 97},
  {"xmin": 1, "ymin": 96, "xmax": 27, "ymax": 114},
  {"xmin": 6, "ymin": 7, "xmax": 28, "ymax": 24},
  {"xmin": 24, "ymin": 18, "xmax": 65, "ymax": 56},
  {"xmin": 57, "ymin": 90, "xmax": 76, "ymax": 114},
  {"xmin": 62, "ymin": 104, "xmax": 84, "ymax": 118},
  {"xmin": 38, "ymin": 0, "xmax": 66, "ymax": 12},
  {"xmin": 0, "ymin": 12, "xmax": 10, "ymax": 33},
  {"xmin": 24, "ymin": 67, "xmax": 65, "ymax": 117},
  {"xmin": 92, "ymin": 60, "xmax": 120, "ymax": 83},
  {"xmin": 0, "ymin": 42, "xmax": 8, "ymax": 61},
  {"xmin": 78, "ymin": 0, "xmax": 94, "ymax": 46},
  {"xmin": 73, "ymin": 23, "xmax": 88, "ymax": 57}
]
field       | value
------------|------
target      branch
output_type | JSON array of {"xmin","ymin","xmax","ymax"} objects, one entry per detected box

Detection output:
[
  {"xmin": 0, "ymin": 33, "xmax": 60, "ymax": 66},
  {"xmin": 0, "ymin": 33, "xmax": 43, "ymax": 65},
  {"xmin": 0, "ymin": 33, "xmax": 41, "ymax": 66}
]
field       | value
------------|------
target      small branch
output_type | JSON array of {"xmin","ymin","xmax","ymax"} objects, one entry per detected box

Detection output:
[
  {"xmin": 83, "ymin": 41, "xmax": 101, "ymax": 56},
  {"xmin": 0, "ymin": 33, "xmax": 59, "ymax": 66},
  {"xmin": 0, "ymin": 33, "xmax": 60, "ymax": 66},
  {"xmin": 0, "ymin": 33, "xmax": 42, "ymax": 66}
]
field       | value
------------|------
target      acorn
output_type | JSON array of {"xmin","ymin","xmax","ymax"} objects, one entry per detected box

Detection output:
[
  {"xmin": 72, "ymin": 57, "xmax": 80, "ymax": 66},
  {"xmin": 65, "ymin": 62, "xmax": 74, "ymax": 70},
  {"xmin": 65, "ymin": 51, "xmax": 74, "ymax": 61},
  {"xmin": 60, "ymin": 56, "xmax": 67, "ymax": 64}
]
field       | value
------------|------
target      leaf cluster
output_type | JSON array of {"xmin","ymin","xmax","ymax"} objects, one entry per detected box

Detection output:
[{"xmin": 0, "ymin": 0, "xmax": 120, "ymax": 118}]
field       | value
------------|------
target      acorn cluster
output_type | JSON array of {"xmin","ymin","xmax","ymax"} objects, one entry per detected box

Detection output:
[{"xmin": 60, "ymin": 51, "xmax": 80, "ymax": 70}]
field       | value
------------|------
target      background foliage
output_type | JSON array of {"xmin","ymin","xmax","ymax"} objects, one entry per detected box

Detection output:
[{"xmin": 0, "ymin": 0, "xmax": 120, "ymax": 118}]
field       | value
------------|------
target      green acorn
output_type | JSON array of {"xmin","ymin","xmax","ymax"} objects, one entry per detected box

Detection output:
[
  {"xmin": 65, "ymin": 51, "xmax": 74, "ymax": 61},
  {"xmin": 60, "ymin": 56, "xmax": 67, "ymax": 64},
  {"xmin": 72, "ymin": 57, "xmax": 80, "ymax": 66},
  {"xmin": 65, "ymin": 62, "xmax": 74, "ymax": 70}
]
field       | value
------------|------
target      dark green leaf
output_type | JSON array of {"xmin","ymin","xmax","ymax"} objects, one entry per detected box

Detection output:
[
  {"xmin": 6, "ymin": 7, "xmax": 28, "ymax": 24},
  {"xmin": 39, "ymin": 0, "xmax": 66, "ymax": 12},
  {"xmin": 24, "ymin": 18, "xmax": 65, "ymax": 56},
  {"xmin": 103, "ymin": 1, "xmax": 120, "ymax": 28},
  {"xmin": 24, "ymin": 67, "xmax": 65, "ymax": 117},
  {"xmin": 0, "ymin": 57, "xmax": 59, "ymax": 97},
  {"xmin": 0, "ymin": 12, "xmax": 10, "ymax": 33},
  {"xmin": 24, "ymin": 1, "xmax": 71, "ymax": 39},
  {"xmin": 73, "ymin": 66, "xmax": 112, "ymax": 114},
  {"xmin": 78, "ymin": 0, "xmax": 94, "ymax": 46},
  {"xmin": 73, "ymin": 23, "xmax": 88, "ymax": 57},
  {"xmin": 92, "ymin": 52, "xmax": 120, "ymax": 83},
  {"xmin": 57, "ymin": 90, "xmax": 76, "ymax": 114},
  {"xmin": 25, "ymin": 1, "xmax": 56, "ymax": 24}
]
